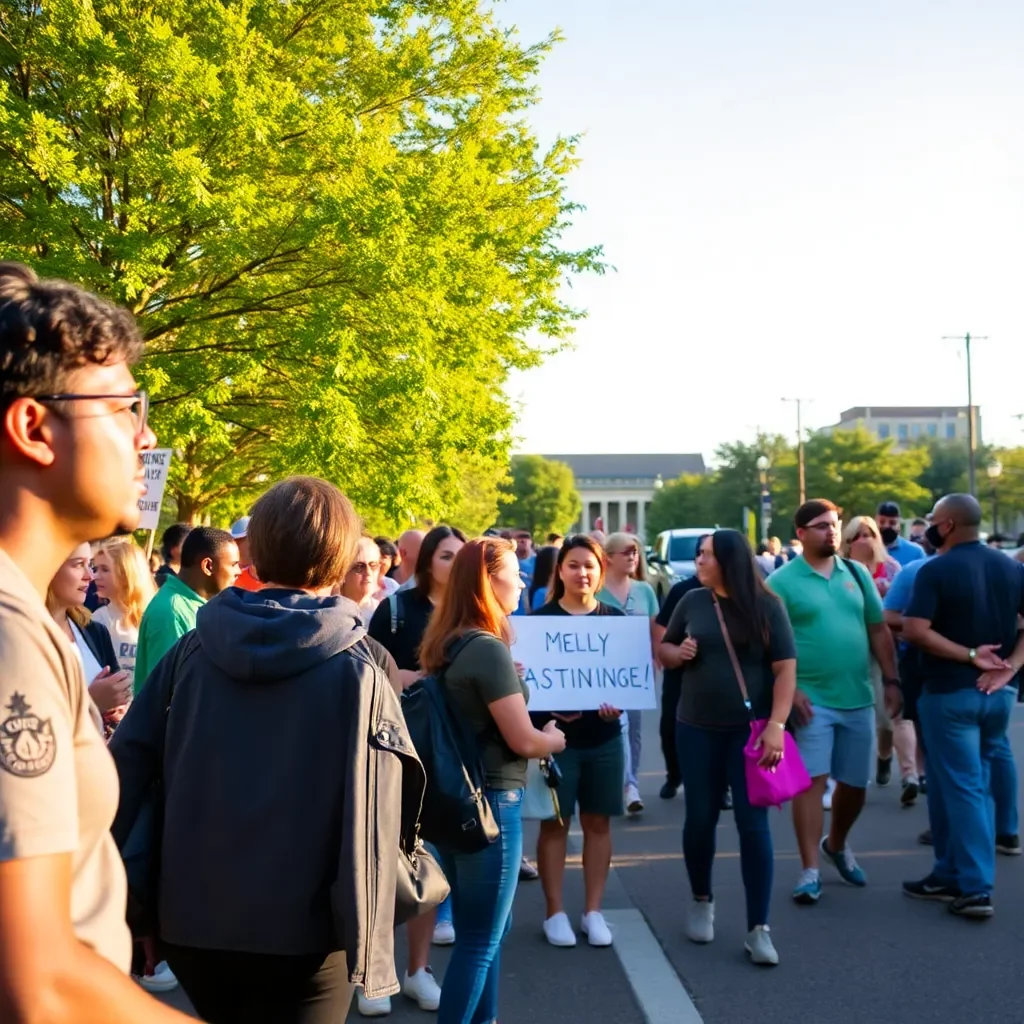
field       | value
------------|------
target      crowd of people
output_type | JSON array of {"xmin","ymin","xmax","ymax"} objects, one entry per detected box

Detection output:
[{"xmin": 1, "ymin": 265, "xmax": 1023, "ymax": 1024}]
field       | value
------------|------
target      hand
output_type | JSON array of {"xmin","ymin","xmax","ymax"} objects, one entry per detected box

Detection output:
[
  {"xmin": 398, "ymin": 669, "xmax": 424, "ymax": 690},
  {"xmin": 977, "ymin": 667, "xmax": 1016, "ymax": 695},
  {"xmin": 754, "ymin": 721, "xmax": 785, "ymax": 768},
  {"xmin": 876, "ymin": 578, "xmax": 891, "ymax": 597},
  {"xmin": 678, "ymin": 636, "xmax": 698, "ymax": 662},
  {"xmin": 883, "ymin": 682, "xmax": 903, "ymax": 718},
  {"xmin": 790, "ymin": 688, "xmax": 814, "ymax": 727},
  {"xmin": 514, "ymin": 662, "xmax": 525, "ymax": 678},
  {"xmin": 88, "ymin": 667, "xmax": 131, "ymax": 711},
  {"xmin": 973, "ymin": 644, "xmax": 1012, "ymax": 672},
  {"xmin": 551, "ymin": 711, "xmax": 583, "ymax": 724},
  {"xmin": 542, "ymin": 719, "xmax": 567, "ymax": 754},
  {"xmin": 597, "ymin": 703, "xmax": 622, "ymax": 722}
]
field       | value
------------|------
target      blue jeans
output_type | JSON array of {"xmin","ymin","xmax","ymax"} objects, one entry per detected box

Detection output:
[
  {"xmin": 424, "ymin": 843, "xmax": 452, "ymax": 927},
  {"xmin": 676, "ymin": 722, "xmax": 773, "ymax": 930},
  {"xmin": 990, "ymin": 733, "xmax": 1019, "ymax": 837},
  {"xmin": 918, "ymin": 687, "xmax": 1015, "ymax": 896},
  {"xmin": 436, "ymin": 790, "xmax": 523, "ymax": 1024}
]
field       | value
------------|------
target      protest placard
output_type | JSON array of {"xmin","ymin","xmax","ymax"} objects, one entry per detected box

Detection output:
[
  {"xmin": 137, "ymin": 448, "xmax": 172, "ymax": 531},
  {"xmin": 510, "ymin": 616, "xmax": 656, "ymax": 712}
]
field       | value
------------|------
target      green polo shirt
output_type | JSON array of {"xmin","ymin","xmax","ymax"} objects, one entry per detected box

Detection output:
[
  {"xmin": 133, "ymin": 574, "xmax": 205, "ymax": 695},
  {"xmin": 766, "ymin": 555, "xmax": 883, "ymax": 710}
]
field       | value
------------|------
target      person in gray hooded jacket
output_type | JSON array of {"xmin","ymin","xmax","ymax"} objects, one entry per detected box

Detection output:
[{"xmin": 111, "ymin": 477, "xmax": 431, "ymax": 1024}]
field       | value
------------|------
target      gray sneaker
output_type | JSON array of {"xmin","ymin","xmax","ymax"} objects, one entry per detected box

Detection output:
[
  {"xmin": 685, "ymin": 900, "xmax": 714, "ymax": 944},
  {"xmin": 745, "ymin": 925, "xmax": 779, "ymax": 966}
]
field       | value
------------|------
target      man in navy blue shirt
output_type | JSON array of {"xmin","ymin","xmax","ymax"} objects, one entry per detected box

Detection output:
[{"xmin": 902, "ymin": 494, "xmax": 1024, "ymax": 918}]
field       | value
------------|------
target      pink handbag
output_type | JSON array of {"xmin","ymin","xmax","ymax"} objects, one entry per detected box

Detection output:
[{"xmin": 712, "ymin": 597, "xmax": 811, "ymax": 808}]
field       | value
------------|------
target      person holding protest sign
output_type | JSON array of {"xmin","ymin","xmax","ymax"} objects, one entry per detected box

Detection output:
[
  {"xmin": 659, "ymin": 530, "xmax": 797, "ymax": 966},
  {"xmin": 531, "ymin": 535, "xmax": 625, "ymax": 949},
  {"xmin": 419, "ymin": 536, "xmax": 565, "ymax": 1024}
]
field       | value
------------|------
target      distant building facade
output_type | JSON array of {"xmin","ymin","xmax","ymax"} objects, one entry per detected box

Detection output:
[
  {"xmin": 542, "ymin": 453, "xmax": 706, "ymax": 538},
  {"xmin": 824, "ymin": 406, "xmax": 981, "ymax": 449}
]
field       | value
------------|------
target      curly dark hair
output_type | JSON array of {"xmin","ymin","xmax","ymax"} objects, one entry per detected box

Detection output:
[{"xmin": 0, "ymin": 262, "xmax": 144, "ymax": 404}]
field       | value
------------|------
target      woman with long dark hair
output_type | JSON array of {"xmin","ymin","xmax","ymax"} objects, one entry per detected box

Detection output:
[
  {"xmin": 658, "ymin": 530, "xmax": 797, "ymax": 966},
  {"xmin": 528, "ymin": 545, "xmax": 559, "ymax": 612},
  {"xmin": 419, "ymin": 538, "xmax": 565, "ymax": 1024},
  {"xmin": 532, "ymin": 536, "xmax": 625, "ymax": 949}
]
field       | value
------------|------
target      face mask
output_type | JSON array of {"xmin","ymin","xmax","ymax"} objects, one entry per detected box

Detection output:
[
  {"xmin": 879, "ymin": 527, "xmax": 899, "ymax": 547},
  {"xmin": 924, "ymin": 522, "xmax": 947, "ymax": 550}
]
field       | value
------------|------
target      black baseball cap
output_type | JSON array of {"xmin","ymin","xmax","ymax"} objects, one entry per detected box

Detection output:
[{"xmin": 877, "ymin": 501, "xmax": 901, "ymax": 518}]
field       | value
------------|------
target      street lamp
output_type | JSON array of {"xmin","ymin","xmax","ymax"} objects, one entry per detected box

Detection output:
[
  {"xmin": 987, "ymin": 459, "xmax": 1003, "ymax": 535},
  {"xmin": 755, "ymin": 456, "xmax": 771, "ymax": 541},
  {"xmin": 653, "ymin": 474, "xmax": 664, "ymax": 491}
]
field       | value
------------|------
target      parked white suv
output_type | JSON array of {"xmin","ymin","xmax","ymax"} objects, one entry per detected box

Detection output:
[{"xmin": 647, "ymin": 528, "xmax": 715, "ymax": 605}]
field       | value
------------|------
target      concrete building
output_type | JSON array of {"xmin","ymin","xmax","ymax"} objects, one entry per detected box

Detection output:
[
  {"xmin": 825, "ymin": 406, "xmax": 981, "ymax": 448},
  {"xmin": 542, "ymin": 453, "xmax": 706, "ymax": 539}
]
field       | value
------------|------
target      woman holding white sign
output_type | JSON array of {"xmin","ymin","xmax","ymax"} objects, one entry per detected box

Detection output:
[
  {"xmin": 532, "ymin": 535, "xmax": 625, "ymax": 950},
  {"xmin": 659, "ymin": 530, "xmax": 797, "ymax": 967}
]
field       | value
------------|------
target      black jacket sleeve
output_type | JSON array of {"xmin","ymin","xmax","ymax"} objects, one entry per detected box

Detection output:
[{"xmin": 83, "ymin": 619, "xmax": 120, "ymax": 673}]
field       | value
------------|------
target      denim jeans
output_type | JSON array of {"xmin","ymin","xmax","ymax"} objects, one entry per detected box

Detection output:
[
  {"xmin": 436, "ymin": 789, "xmax": 523, "ymax": 1024},
  {"xmin": 622, "ymin": 711, "xmax": 643, "ymax": 789},
  {"xmin": 918, "ymin": 686, "xmax": 1015, "ymax": 896},
  {"xmin": 676, "ymin": 721, "xmax": 773, "ymax": 930},
  {"xmin": 424, "ymin": 842, "xmax": 453, "ymax": 927},
  {"xmin": 990, "ymin": 732, "xmax": 1019, "ymax": 837}
]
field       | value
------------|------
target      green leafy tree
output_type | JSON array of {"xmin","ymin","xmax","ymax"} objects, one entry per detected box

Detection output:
[
  {"xmin": 707, "ymin": 434, "xmax": 795, "ymax": 534},
  {"xmin": 0, "ymin": 0, "xmax": 602, "ymax": 523},
  {"xmin": 497, "ymin": 455, "xmax": 579, "ymax": 539},
  {"xmin": 645, "ymin": 474, "xmax": 716, "ymax": 542}
]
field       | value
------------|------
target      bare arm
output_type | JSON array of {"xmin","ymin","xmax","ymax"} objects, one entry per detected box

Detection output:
[
  {"xmin": 768, "ymin": 658, "xmax": 797, "ymax": 724},
  {"xmin": 488, "ymin": 693, "xmax": 564, "ymax": 759},
  {"xmin": 0, "ymin": 854, "xmax": 193, "ymax": 1024},
  {"xmin": 903, "ymin": 618, "xmax": 975, "ymax": 663},
  {"xmin": 883, "ymin": 609, "xmax": 904, "ymax": 635},
  {"xmin": 868, "ymin": 621, "xmax": 899, "ymax": 680}
]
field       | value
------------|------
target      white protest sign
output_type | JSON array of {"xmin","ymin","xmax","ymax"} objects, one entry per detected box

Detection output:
[
  {"xmin": 510, "ymin": 616, "xmax": 656, "ymax": 712},
  {"xmin": 137, "ymin": 448, "xmax": 173, "ymax": 531}
]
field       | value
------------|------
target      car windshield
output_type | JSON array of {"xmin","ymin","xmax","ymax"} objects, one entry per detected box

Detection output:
[{"xmin": 668, "ymin": 536, "xmax": 701, "ymax": 562}]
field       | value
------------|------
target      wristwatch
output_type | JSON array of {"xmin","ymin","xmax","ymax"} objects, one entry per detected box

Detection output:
[
  {"xmin": 968, "ymin": 648, "xmax": 977, "ymax": 662},
  {"xmin": 883, "ymin": 678, "xmax": 901, "ymax": 689}
]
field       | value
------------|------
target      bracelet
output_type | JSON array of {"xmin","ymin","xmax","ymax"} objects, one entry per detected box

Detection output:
[{"xmin": 765, "ymin": 720, "xmax": 786, "ymax": 730}]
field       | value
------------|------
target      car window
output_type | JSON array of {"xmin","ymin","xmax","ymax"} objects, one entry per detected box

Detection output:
[{"xmin": 668, "ymin": 536, "xmax": 700, "ymax": 562}]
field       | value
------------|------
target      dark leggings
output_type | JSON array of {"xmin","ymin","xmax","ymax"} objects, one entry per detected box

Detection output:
[
  {"xmin": 676, "ymin": 721, "xmax": 773, "ymax": 930},
  {"xmin": 660, "ymin": 673, "xmax": 683, "ymax": 786},
  {"xmin": 164, "ymin": 944, "xmax": 354, "ymax": 1024}
]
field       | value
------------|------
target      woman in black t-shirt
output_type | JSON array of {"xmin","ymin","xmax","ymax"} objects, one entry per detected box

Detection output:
[
  {"xmin": 531, "ymin": 536, "xmax": 625, "ymax": 950},
  {"xmin": 658, "ymin": 530, "xmax": 796, "ymax": 967}
]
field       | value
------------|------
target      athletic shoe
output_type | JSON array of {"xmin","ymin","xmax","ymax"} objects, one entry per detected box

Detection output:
[
  {"xmin": 684, "ymin": 900, "xmax": 714, "ymax": 943},
  {"xmin": 519, "ymin": 855, "xmax": 540, "ymax": 880},
  {"xmin": 135, "ymin": 961, "xmax": 178, "ymax": 993},
  {"xmin": 721, "ymin": 787, "xmax": 733, "ymax": 811},
  {"xmin": 660, "ymin": 781, "xmax": 679, "ymax": 800},
  {"xmin": 432, "ymin": 919, "xmax": 455, "ymax": 945},
  {"xmin": 820, "ymin": 837, "xmax": 867, "ymax": 887},
  {"xmin": 901, "ymin": 778, "xmax": 920, "ymax": 807},
  {"xmin": 792, "ymin": 869, "xmax": 822, "ymax": 905},
  {"xmin": 996, "ymin": 834, "xmax": 1022, "ymax": 856},
  {"xmin": 625, "ymin": 784, "xmax": 644, "ymax": 815},
  {"xmin": 581, "ymin": 910, "xmax": 613, "ymax": 947},
  {"xmin": 822, "ymin": 778, "xmax": 835, "ymax": 811},
  {"xmin": 876, "ymin": 756, "xmax": 893, "ymax": 787},
  {"xmin": 402, "ymin": 968, "xmax": 441, "ymax": 1011},
  {"xmin": 902, "ymin": 875, "xmax": 962, "ymax": 902},
  {"xmin": 948, "ymin": 894, "xmax": 994, "ymax": 919},
  {"xmin": 543, "ymin": 911, "xmax": 577, "ymax": 947},
  {"xmin": 744, "ymin": 925, "xmax": 779, "ymax": 966},
  {"xmin": 918, "ymin": 828, "xmax": 933, "ymax": 846},
  {"xmin": 357, "ymin": 990, "xmax": 392, "ymax": 1017}
]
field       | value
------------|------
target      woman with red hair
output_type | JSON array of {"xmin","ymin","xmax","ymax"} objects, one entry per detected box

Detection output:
[{"xmin": 419, "ymin": 537, "xmax": 565, "ymax": 1024}]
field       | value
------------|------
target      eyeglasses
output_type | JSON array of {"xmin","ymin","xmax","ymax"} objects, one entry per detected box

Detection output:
[
  {"xmin": 349, "ymin": 561, "xmax": 381, "ymax": 576},
  {"xmin": 31, "ymin": 390, "xmax": 149, "ymax": 434},
  {"xmin": 804, "ymin": 521, "xmax": 839, "ymax": 532},
  {"xmin": 610, "ymin": 548, "xmax": 639, "ymax": 558}
]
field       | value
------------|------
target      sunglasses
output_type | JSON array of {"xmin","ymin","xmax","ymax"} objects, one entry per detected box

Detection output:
[{"xmin": 349, "ymin": 561, "xmax": 381, "ymax": 576}]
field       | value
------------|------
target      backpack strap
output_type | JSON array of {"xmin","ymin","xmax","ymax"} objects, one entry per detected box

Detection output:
[{"xmin": 841, "ymin": 558, "xmax": 871, "ymax": 622}]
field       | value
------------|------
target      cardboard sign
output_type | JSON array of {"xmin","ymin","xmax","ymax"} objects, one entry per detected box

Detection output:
[
  {"xmin": 510, "ymin": 616, "xmax": 656, "ymax": 712},
  {"xmin": 137, "ymin": 448, "xmax": 172, "ymax": 531}
]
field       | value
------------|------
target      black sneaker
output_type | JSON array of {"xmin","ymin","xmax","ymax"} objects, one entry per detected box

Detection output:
[
  {"xmin": 660, "ymin": 782, "xmax": 679, "ymax": 800},
  {"xmin": 996, "ymin": 834, "xmax": 1021, "ymax": 856},
  {"xmin": 918, "ymin": 828, "xmax": 933, "ymax": 846},
  {"xmin": 903, "ymin": 875, "xmax": 961, "ymax": 902},
  {"xmin": 876, "ymin": 756, "xmax": 893, "ymax": 787},
  {"xmin": 900, "ymin": 779, "xmax": 919, "ymax": 807},
  {"xmin": 948, "ymin": 894, "xmax": 994, "ymax": 919}
]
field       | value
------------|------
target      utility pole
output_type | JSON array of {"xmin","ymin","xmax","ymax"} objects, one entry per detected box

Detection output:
[
  {"xmin": 942, "ymin": 333, "xmax": 988, "ymax": 496},
  {"xmin": 782, "ymin": 398, "xmax": 811, "ymax": 505}
]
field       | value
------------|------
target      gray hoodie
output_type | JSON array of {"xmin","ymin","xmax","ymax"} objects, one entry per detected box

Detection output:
[{"xmin": 112, "ymin": 587, "xmax": 421, "ymax": 999}]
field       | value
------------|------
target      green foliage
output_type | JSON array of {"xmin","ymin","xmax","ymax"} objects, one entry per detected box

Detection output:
[
  {"xmin": 497, "ymin": 455, "xmax": 579, "ymax": 539},
  {"xmin": 645, "ymin": 474, "xmax": 715, "ymax": 543},
  {"xmin": 0, "ymin": 0, "xmax": 602, "ymax": 523}
]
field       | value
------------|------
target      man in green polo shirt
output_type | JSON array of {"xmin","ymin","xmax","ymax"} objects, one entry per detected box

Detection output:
[
  {"xmin": 767, "ymin": 499, "xmax": 900, "ymax": 906},
  {"xmin": 134, "ymin": 527, "xmax": 240, "ymax": 694}
]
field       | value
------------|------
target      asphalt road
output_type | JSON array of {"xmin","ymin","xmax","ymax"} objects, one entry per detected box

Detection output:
[{"xmin": 158, "ymin": 705, "xmax": 1024, "ymax": 1023}]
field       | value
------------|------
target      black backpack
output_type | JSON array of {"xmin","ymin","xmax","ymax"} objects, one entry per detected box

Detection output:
[{"xmin": 401, "ymin": 632, "xmax": 499, "ymax": 854}]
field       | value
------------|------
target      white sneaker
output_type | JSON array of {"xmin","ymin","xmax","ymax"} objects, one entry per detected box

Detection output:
[
  {"xmin": 135, "ymin": 961, "xmax": 179, "ymax": 993},
  {"xmin": 745, "ymin": 925, "xmax": 779, "ymax": 966},
  {"xmin": 543, "ymin": 911, "xmax": 577, "ymax": 947},
  {"xmin": 402, "ymin": 968, "xmax": 441, "ymax": 1011},
  {"xmin": 581, "ymin": 910, "xmax": 613, "ymax": 947},
  {"xmin": 432, "ymin": 919, "xmax": 455, "ymax": 946},
  {"xmin": 357, "ymin": 989, "xmax": 392, "ymax": 1017},
  {"xmin": 822, "ymin": 778, "xmax": 835, "ymax": 811},
  {"xmin": 684, "ymin": 900, "xmax": 715, "ymax": 943},
  {"xmin": 625, "ymin": 783, "xmax": 644, "ymax": 815}
]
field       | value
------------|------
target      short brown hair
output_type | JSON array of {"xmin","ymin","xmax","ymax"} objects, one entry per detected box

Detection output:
[
  {"xmin": 248, "ymin": 477, "xmax": 360, "ymax": 589},
  {"xmin": 794, "ymin": 498, "xmax": 842, "ymax": 531}
]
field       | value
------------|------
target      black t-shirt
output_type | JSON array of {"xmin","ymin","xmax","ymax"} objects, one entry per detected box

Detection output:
[
  {"xmin": 656, "ymin": 577, "xmax": 704, "ymax": 691},
  {"xmin": 529, "ymin": 601, "xmax": 625, "ymax": 749},
  {"xmin": 664, "ymin": 589, "xmax": 796, "ymax": 729},
  {"xmin": 367, "ymin": 587, "xmax": 434, "ymax": 671},
  {"xmin": 905, "ymin": 542, "xmax": 1024, "ymax": 693}
]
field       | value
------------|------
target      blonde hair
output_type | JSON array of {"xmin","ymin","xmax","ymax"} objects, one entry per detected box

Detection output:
[
  {"xmin": 93, "ymin": 537, "xmax": 157, "ymax": 629},
  {"xmin": 605, "ymin": 532, "xmax": 649, "ymax": 582},
  {"xmin": 840, "ymin": 516, "xmax": 887, "ymax": 570}
]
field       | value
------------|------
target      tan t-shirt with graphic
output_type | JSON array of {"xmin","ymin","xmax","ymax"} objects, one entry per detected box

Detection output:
[{"xmin": 0, "ymin": 549, "xmax": 130, "ymax": 971}]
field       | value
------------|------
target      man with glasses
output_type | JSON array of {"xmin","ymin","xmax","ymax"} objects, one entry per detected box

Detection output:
[
  {"xmin": 767, "ymin": 499, "xmax": 901, "ymax": 905},
  {"xmin": 0, "ymin": 263, "xmax": 191, "ymax": 1021}
]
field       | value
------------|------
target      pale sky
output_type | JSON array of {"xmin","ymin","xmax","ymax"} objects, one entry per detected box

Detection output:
[{"xmin": 501, "ymin": 0, "xmax": 1024, "ymax": 463}]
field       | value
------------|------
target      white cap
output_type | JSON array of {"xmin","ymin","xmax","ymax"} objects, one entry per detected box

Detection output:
[{"xmin": 230, "ymin": 516, "xmax": 251, "ymax": 540}]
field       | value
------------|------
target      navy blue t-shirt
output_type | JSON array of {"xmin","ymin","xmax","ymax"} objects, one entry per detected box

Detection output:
[{"xmin": 905, "ymin": 542, "xmax": 1024, "ymax": 693}]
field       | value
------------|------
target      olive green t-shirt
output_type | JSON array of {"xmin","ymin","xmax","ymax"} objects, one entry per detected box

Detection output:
[{"xmin": 443, "ymin": 632, "xmax": 528, "ymax": 790}]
